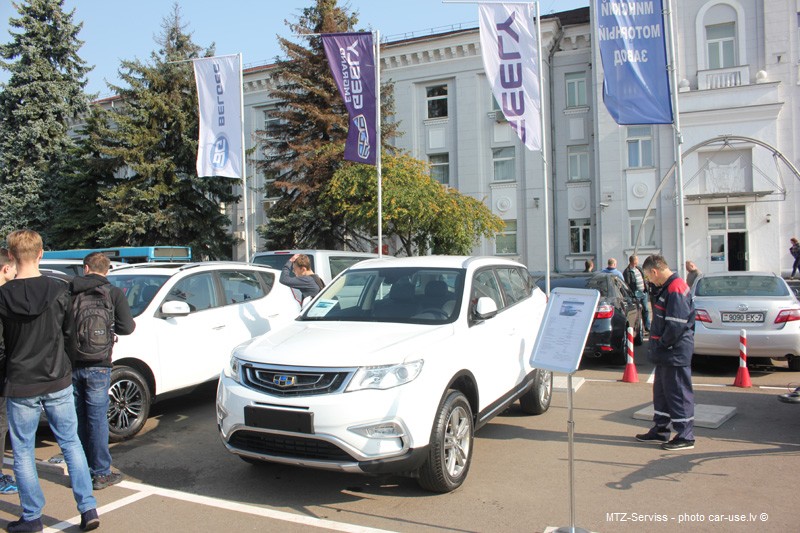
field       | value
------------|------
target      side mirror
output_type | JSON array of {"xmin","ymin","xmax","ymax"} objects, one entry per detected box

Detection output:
[
  {"xmin": 161, "ymin": 300, "xmax": 191, "ymax": 317},
  {"xmin": 475, "ymin": 297, "xmax": 498, "ymax": 320}
]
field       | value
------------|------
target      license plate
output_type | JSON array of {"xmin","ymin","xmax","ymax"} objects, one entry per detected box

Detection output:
[
  {"xmin": 721, "ymin": 312, "xmax": 765, "ymax": 323},
  {"xmin": 244, "ymin": 406, "xmax": 313, "ymax": 434}
]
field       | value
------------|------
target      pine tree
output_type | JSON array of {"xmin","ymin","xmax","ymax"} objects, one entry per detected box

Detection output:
[
  {"xmin": 256, "ymin": 0, "xmax": 398, "ymax": 250},
  {"xmin": 89, "ymin": 4, "xmax": 238, "ymax": 259},
  {"xmin": 0, "ymin": 0, "xmax": 91, "ymax": 240}
]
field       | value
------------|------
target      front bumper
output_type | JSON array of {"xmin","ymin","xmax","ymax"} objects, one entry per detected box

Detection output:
[{"xmin": 216, "ymin": 372, "xmax": 433, "ymax": 475}]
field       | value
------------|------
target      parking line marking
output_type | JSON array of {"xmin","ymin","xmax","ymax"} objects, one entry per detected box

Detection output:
[{"xmin": 45, "ymin": 480, "xmax": 397, "ymax": 533}]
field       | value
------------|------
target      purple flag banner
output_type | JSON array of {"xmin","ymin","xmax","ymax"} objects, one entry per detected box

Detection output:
[
  {"xmin": 596, "ymin": 0, "xmax": 673, "ymax": 124},
  {"xmin": 322, "ymin": 32, "xmax": 377, "ymax": 166}
]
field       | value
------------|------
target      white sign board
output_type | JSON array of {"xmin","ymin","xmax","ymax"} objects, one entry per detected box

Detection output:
[{"xmin": 530, "ymin": 287, "xmax": 600, "ymax": 374}]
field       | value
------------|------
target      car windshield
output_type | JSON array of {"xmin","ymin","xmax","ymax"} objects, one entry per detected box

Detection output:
[
  {"xmin": 301, "ymin": 267, "xmax": 465, "ymax": 324},
  {"xmin": 107, "ymin": 274, "xmax": 170, "ymax": 317},
  {"xmin": 694, "ymin": 275, "xmax": 789, "ymax": 297}
]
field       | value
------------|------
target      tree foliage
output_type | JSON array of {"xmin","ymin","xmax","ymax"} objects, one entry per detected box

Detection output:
[
  {"xmin": 326, "ymin": 153, "xmax": 505, "ymax": 256},
  {"xmin": 85, "ymin": 4, "xmax": 238, "ymax": 259},
  {"xmin": 0, "ymin": 0, "xmax": 91, "ymax": 240},
  {"xmin": 255, "ymin": 0, "xmax": 398, "ymax": 250}
]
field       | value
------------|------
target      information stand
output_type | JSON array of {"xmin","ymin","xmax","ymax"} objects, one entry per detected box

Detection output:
[{"xmin": 530, "ymin": 288, "xmax": 599, "ymax": 533}]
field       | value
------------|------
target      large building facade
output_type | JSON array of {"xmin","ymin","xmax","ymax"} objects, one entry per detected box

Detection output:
[{"xmin": 238, "ymin": 1, "xmax": 800, "ymax": 277}]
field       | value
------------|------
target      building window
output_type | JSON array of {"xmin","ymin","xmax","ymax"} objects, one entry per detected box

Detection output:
[
  {"xmin": 429, "ymin": 153, "xmax": 449, "ymax": 185},
  {"xmin": 568, "ymin": 145, "xmax": 589, "ymax": 181},
  {"xmin": 493, "ymin": 147, "xmax": 515, "ymax": 181},
  {"xmin": 627, "ymin": 126, "xmax": 653, "ymax": 168},
  {"xmin": 565, "ymin": 72, "xmax": 587, "ymax": 108},
  {"xmin": 496, "ymin": 220, "xmax": 517, "ymax": 255},
  {"xmin": 569, "ymin": 219, "xmax": 591, "ymax": 254},
  {"xmin": 706, "ymin": 22, "xmax": 735, "ymax": 69},
  {"xmin": 426, "ymin": 84, "xmax": 448, "ymax": 118},
  {"xmin": 629, "ymin": 210, "xmax": 657, "ymax": 248}
]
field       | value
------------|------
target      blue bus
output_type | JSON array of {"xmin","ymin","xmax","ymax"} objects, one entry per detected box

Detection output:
[{"xmin": 42, "ymin": 246, "xmax": 192, "ymax": 264}]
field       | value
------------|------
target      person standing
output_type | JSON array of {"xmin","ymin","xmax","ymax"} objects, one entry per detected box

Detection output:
[
  {"xmin": 583, "ymin": 259, "xmax": 594, "ymax": 273},
  {"xmin": 600, "ymin": 258, "xmax": 624, "ymax": 280},
  {"xmin": 623, "ymin": 254, "xmax": 651, "ymax": 331},
  {"xmin": 279, "ymin": 254, "xmax": 325, "ymax": 304},
  {"xmin": 790, "ymin": 237, "xmax": 800, "ymax": 279},
  {"xmin": 69, "ymin": 252, "xmax": 135, "ymax": 490},
  {"xmin": 0, "ymin": 230, "xmax": 99, "ymax": 532},
  {"xmin": 0, "ymin": 249, "xmax": 18, "ymax": 496},
  {"xmin": 636, "ymin": 254, "xmax": 696, "ymax": 451},
  {"xmin": 685, "ymin": 260, "xmax": 702, "ymax": 288}
]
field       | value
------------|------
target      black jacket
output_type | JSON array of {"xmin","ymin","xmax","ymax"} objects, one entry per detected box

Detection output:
[
  {"xmin": 69, "ymin": 273, "xmax": 136, "ymax": 368},
  {"xmin": 0, "ymin": 276, "xmax": 74, "ymax": 397}
]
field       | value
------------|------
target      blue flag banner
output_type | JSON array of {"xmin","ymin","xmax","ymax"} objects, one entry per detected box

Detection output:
[
  {"xmin": 596, "ymin": 0, "xmax": 673, "ymax": 124},
  {"xmin": 322, "ymin": 32, "xmax": 377, "ymax": 166}
]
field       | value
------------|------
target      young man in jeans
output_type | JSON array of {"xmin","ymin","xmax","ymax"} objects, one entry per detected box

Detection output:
[
  {"xmin": 0, "ymin": 248, "xmax": 18, "ymax": 495},
  {"xmin": 70, "ymin": 252, "xmax": 135, "ymax": 490},
  {"xmin": 0, "ymin": 230, "xmax": 99, "ymax": 531}
]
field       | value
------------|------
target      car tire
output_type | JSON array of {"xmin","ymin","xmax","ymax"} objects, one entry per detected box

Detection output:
[
  {"xmin": 519, "ymin": 369, "xmax": 553, "ymax": 415},
  {"xmin": 789, "ymin": 355, "xmax": 800, "ymax": 371},
  {"xmin": 614, "ymin": 329, "xmax": 630, "ymax": 365},
  {"xmin": 633, "ymin": 316, "xmax": 644, "ymax": 346},
  {"xmin": 417, "ymin": 390, "xmax": 474, "ymax": 493},
  {"xmin": 108, "ymin": 366, "xmax": 151, "ymax": 442}
]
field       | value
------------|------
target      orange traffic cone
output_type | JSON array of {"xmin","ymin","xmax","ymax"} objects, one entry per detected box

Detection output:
[
  {"xmin": 733, "ymin": 329, "xmax": 752, "ymax": 388},
  {"xmin": 622, "ymin": 326, "xmax": 639, "ymax": 383}
]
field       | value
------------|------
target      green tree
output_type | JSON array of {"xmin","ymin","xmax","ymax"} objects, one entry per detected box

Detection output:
[
  {"xmin": 326, "ymin": 153, "xmax": 505, "ymax": 256},
  {"xmin": 89, "ymin": 4, "xmax": 237, "ymax": 259},
  {"xmin": 0, "ymin": 0, "xmax": 91, "ymax": 239},
  {"xmin": 255, "ymin": 0, "xmax": 398, "ymax": 250}
]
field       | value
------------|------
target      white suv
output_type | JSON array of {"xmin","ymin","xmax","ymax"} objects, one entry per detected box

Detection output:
[
  {"xmin": 217, "ymin": 256, "xmax": 552, "ymax": 492},
  {"xmin": 106, "ymin": 262, "xmax": 300, "ymax": 441}
]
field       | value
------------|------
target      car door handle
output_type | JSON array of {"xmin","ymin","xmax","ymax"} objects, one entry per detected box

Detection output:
[{"xmin": 212, "ymin": 325, "xmax": 226, "ymax": 330}]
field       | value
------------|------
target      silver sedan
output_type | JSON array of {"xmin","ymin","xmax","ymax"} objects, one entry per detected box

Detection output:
[{"xmin": 692, "ymin": 272, "xmax": 800, "ymax": 370}]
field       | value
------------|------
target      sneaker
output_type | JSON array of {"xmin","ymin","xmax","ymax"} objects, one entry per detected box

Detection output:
[
  {"xmin": 92, "ymin": 471, "xmax": 123, "ymax": 490},
  {"xmin": 0, "ymin": 474, "xmax": 18, "ymax": 495},
  {"xmin": 778, "ymin": 388, "xmax": 800, "ymax": 404},
  {"xmin": 662, "ymin": 437, "xmax": 695, "ymax": 451},
  {"xmin": 635, "ymin": 431, "xmax": 669, "ymax": 443},
  {"xmin": 6, "ymin": 517, "xmax": 43, "ymax": 533},
  {"xmin": 79, "ymin": 509, "xmax": 100, "ymax": 531}
]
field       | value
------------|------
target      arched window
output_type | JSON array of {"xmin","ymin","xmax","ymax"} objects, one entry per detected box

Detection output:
[{"xmin": 695, "ymin": 1, "xmax": 747, "ymax": 71}]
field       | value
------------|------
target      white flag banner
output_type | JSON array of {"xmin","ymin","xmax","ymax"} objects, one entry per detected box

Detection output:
[
  {"xmin": 479, "ymin": 3, "xmax": 541, "ymax": 151},
  {"xmin": 193, "ymin": 54, "xmax": 243, "ymax": 178}
]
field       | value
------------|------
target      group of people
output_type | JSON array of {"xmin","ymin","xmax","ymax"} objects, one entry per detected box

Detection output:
[{"xmin": 0, "ymin": 230, "xmax": 134, "ymax": 532}]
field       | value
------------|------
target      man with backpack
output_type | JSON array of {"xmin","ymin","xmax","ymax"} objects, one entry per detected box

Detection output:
[{"xmin": 69, "ymin": 252, "xmax": 135, "ymax": 490}]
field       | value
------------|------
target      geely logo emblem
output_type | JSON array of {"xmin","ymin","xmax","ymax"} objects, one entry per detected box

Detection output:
[
  {"xmin": 273, "ymin": 375, "xmax": 297, "ymax": 388},
  {"xmin": 737, "ymin": 304, "xmax": 749, "ymax": 312}
]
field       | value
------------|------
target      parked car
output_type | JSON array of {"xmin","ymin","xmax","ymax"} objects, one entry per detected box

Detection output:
[
  {"xmin": 40, "ymin": 258, "xmax": 125, "ymax": 277},
  {"xmin": 251, "ymin": 250, "xmax": 378, "ymax": 284},
  {"xmin": 105, "ymin": 262, "xmax": 300, "ymax": 441},
  {"xmin": 217, "ymin": 256, "xmax": 553, "ymax": 492},
  {"xmin": 692, "ymin": 272, "xmax": 800, "ymax": 369},
  {"xmin": 535, "ymin": 273, "xmax": 643, "ymax": 364}
]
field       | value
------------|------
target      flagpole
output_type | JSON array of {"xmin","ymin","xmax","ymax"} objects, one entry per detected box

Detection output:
[
  {"xmin": 535, "ymin": 1, "xmax": 550, "ymax": 296},
  {"xmin": 238, "ymin": 53, "xmax": 250, "ymax": 262},
  {"xmin": 664, "ymin": 0, "xmax": 685, "ymax": 277},
  {"xmin": 375, "ymin": 31, "xmax": 383, "ymax": 258}
]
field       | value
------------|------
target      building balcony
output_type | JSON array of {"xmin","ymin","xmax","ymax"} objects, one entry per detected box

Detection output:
[{"xmin": 697, "ymin": 65, "xmax": 750, "ymax": 90}]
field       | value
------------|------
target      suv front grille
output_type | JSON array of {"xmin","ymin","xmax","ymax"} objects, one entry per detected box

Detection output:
[
  {"xmin": 242, "ymin": 364, "xmax": 354, "ymax": 396},
  {"xmin": 230, "ymin": 430, "xmax": 355, "ymax": 462}
]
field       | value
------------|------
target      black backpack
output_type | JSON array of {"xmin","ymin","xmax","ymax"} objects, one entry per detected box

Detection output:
[{"xmin": 72, "ymin": 284, "xmax": 116, "ymax": 362}]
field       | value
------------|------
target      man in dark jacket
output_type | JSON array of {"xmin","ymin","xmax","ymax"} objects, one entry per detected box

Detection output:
[
  {"xmin": 0, "ymin": 230, "xmax": 99, "ymax": 531},
  {"xmin": 69, "ymin": 252, "xmax": 135, "ymax": 491},
  {"xmin": 279, "ymin": 254, "xmax": 324, "ymax": 304},
  {"xmin": 623, "ymin": 254, "xmax": 651, "ymax": 331},
  {"xmin": 636, "ymin": 254, "xmax": 696, "ymax": 451}
]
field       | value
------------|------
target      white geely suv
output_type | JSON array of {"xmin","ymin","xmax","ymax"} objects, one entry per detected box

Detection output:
[
  {"xmin": 217, "ymin": 256, "xmax": 552, "ymax": 492},
  {"xmin": 105, "ymin": 262, "xmax": 300, "ymax": 441}
]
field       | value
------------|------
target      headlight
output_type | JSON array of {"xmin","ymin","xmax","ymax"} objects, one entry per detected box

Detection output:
[
  {"xmin": 225, "ymin": 355, "xmax": 242, "ymax": 384},
  {"xmin": 346, "ymin": 360, "xmax": 423, "ymax": 391}
]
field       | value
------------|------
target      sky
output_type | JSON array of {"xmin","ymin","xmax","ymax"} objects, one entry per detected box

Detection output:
[{"xmin": 1, "ymin": 0, "xmax": 589, "ymax": 97}]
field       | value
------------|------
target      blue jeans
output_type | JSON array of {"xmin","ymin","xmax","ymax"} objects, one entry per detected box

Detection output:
[
  {"xmin": 638, "ymin": 292, "xmax": 651, "ymax": 330},
  {"xmin": 8, "ymin": 385, "xmax": 96, "ymax": 521},
  {"xmin": 73, "ymin": 367, "xmax": 112, "ymax": 477}
]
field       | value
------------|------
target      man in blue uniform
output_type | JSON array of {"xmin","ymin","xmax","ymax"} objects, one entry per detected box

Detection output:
[{"xmin": 636, "ymin": 255, "xmax": 696, "ymax": 451}]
